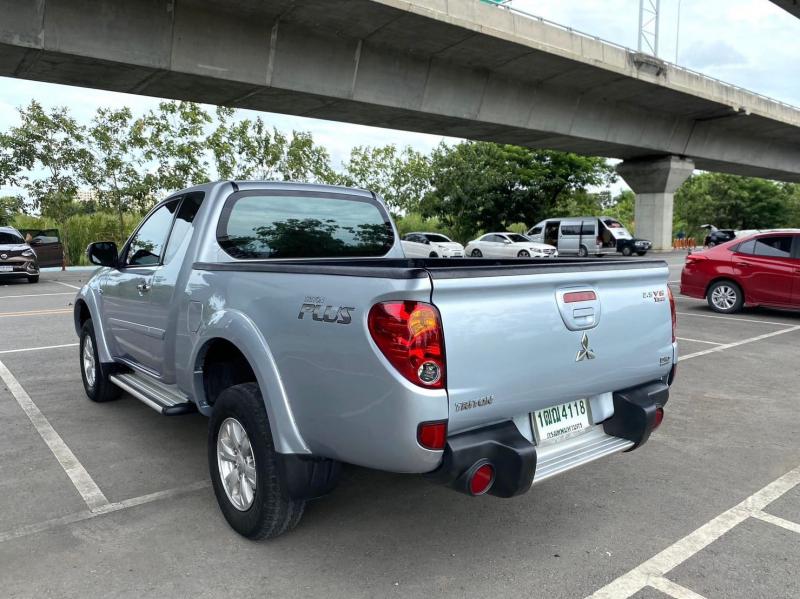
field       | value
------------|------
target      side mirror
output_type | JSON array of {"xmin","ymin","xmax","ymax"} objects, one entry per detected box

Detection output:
[
  {"xmin": 503, "ymin": 239, "xmax": 512, "ymax": 244},
  {"xmin": 87, "ymin": 242, "xmax": 119, "ymax": 268}
]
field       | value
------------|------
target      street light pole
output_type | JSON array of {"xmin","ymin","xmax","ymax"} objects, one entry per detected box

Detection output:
[{"xmin": 675, "ymin": 0, "xmax": 683, "ymax": 63}]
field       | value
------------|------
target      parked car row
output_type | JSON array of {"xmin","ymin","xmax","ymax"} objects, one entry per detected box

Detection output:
[
  {"xmin": 401, "ymin": 216, "xmax": 653, "ymax": 261},
  {"xmin": 680, "ymin": 229, "xmax": 800, "ymax": 313}
]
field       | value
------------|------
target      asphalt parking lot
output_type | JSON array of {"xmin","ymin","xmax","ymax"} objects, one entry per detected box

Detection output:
[{"xmin": 0, "ymin": 254, "xmax": 798, "ymax": 599}]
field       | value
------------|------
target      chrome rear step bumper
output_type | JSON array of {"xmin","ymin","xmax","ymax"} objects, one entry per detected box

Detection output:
[{"xmin": 427, "ymin": 380, "xmax": 668, "ymax": 497}]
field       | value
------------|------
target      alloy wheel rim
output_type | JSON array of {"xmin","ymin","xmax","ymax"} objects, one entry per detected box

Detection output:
[
  {"xmin": 711, "ymin": 285, "xmax": 736, "ymax": 310},
  {"xmin": 217, "ymin": 417, "xmax": 257, "ymax": 511},
  {"xmin": 83, "ymin": 336, "xmax": 96, "ymax": 388}
]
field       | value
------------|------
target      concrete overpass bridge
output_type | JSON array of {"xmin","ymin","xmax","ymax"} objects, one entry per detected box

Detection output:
[
  {"xmin": 2, "ymin": 0, "xmax": 800, "ymax": 249},
  {"xmin": 772, "ymin": 1, "xmax": 800, "ymax": 18}
]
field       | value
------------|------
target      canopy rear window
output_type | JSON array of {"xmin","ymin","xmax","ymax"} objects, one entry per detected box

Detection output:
[{"xmin": 217, "ymin": 191, "xmax": 394, "ymax": 260}]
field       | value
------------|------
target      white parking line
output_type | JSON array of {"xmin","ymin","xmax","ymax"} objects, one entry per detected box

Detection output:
[
  {"xmin": 679, "ymin": 325, "xmax": 800, "ymax": 361},
  {"xmin": 0, "ymin": 359, "xmax": 109, "ymax": 511},
  {"xmin": 752, "ymin": 510, "xmax": 800, "ymax": 535},
  {"xmin": 677, "ymin": 311, "xmax": 796, "ymax": 327},
  {"xmin": 53, "ymin": 281, "xmax": 81, "ymax": 291},
  {"xmin": 0, "ymin": 480, "xmax": 210, "ymax": 544},
  {"xmin": 0, "ymin": 343, "xmax": 78, "ymax": 355},
  {"xmin": 649, "ymin": 577, "xmax": 708, "ymax": 599},
  {"xmin": 676, "ymin": 337, "xmax": 722, "ymax": 346},
  {"xmin": 0, "ymin": 292, "xmax": 73, "ymax": 300},
  {"xmin": 586, "ymin": 463, "xmax": 800, "ymax": 599}
]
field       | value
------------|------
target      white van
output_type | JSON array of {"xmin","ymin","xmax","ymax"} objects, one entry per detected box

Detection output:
[{"xmin": 527, "ymin": 217, "xmax": 652, "ymax": 257}]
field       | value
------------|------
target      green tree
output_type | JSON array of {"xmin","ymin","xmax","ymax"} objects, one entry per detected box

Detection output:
[
  {"xmin": 0, "ymin": 101, "xmax": 91, "ymax": 262},
  {"xmin": 0, "ymin": 195, "xmax": 25, "ymax": 226},
  {"xmin": 421, "ymin": 142, "xmax": 613, "ymax": 242},
  {"xmin": 131, "ymin": 101, "xmax": 212, "ymax": 193},
  {"xmin": 341, "ymin": 145, "xmax": 432, "ymax": 213},
  {"xmin": 208, "ymin": 107, "xmax": 335, "ymax": 183},
  {"xmin": 83, "ymin": 107, "xmax": 157, "ymax": 237},
  {"xmin": 675, "ymin": 173, "xmax": 793, "ymax": 236},
  {"xmin": 603, "ymin": 189, "xmax": 635, "ymax": 230}
]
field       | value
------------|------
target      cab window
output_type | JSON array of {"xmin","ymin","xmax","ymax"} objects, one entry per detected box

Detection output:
[{"xmin": 124, "ymin": 199, "xmax": 180, "ymax": 267}]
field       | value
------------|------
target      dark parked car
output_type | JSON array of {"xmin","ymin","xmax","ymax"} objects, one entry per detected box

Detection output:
[
  {"xmin": 680, "ymin": 230, "xmax": 800, "ymax": 313},
  {"xmin": 17, "ymin": 228, "xmax": 64, "ymax": 267},
  {"xmin": 0, "ymin": 226, "xmax": 40, "ymax": 283},
  {"xmin": 700, "ymin": 224, "xmax": 736, "ymax": 248}
]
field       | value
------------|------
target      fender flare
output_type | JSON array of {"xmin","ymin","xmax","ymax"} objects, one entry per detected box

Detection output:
[
  {"xmin": 73, "ymin": 287, "xmax": 114, "ymax": 363},
  {"xmin": 190, "ymin": 309, "xmax": 310, "ymax": 455}
]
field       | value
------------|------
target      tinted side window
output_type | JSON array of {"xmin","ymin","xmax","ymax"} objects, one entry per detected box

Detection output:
[
  {"xmin": 218, "ymin": 192, "xmax": 393, "ymax": 259},
  {"xmin": 529, "ymin": 226, "xmax": 543, "ymax": 235},
  {"xmin": 581, "ymin": 221, "xmax": 596, "ymax": 235},
  {"xmin": 754, "ymin": 236, "xmax": 792, "ymax": 258},
  {"xmin": 125, "ymin": 200, "xmax": 180, "ymax": 266},
  {"xmin": 735, "ymin": 239, "xmax": 756, "ymax": 255},
  {"xmin": 561, "ymin": 224, "xmax": 581, "ymax": 236},
  {"xmin": 163, "ymin": 193, "xmax": 204, "ymax": 264}
]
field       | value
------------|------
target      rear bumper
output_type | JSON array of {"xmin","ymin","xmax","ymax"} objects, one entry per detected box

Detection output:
[{"xmin": 426, "ymin": 380, "xmax": 669, "ymax": 497}]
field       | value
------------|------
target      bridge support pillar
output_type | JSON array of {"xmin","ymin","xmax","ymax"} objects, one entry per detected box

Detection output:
[{"xmin": 616, "ymin": 156, "xmax": 694, "ymax": 251}]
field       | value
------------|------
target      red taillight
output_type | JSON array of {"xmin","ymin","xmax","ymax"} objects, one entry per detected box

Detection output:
[
  {"xmin": 469, "ymin": 463, "xmax": 495, "ymax": 495},
  {"xmin": 564, "ymin": 290, "xmax": 596, "ymax": 303},
  {"xmin": 668, "ymin": 287, "xmax": 677, "ymax": 343},
  {"xmin": 417, "ymin": 421, "xmax": 447, "ymax": 450},
  {"xmin": 368, "ymin": 301, "xmax": 446, "ymax": 389},
  {"xmin": 653, "ymin": 407, "xmax": 664, "ymax": 430}
]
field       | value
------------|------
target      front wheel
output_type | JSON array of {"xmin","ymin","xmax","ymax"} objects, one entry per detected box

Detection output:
[
  {"xmin": 621, "ymin": 246, "xmax": 633, "ymax": 257},
  {"xmin": 471, "ymin": 249, "xmax": 483, "ymax": 257},
  {"xmin": 636, "ymin": 251, "xmax": 647, "ymax": 256},
  {"xmin": 209, "ymin": 383, "xmax": 305, "ymax": 540},
  {"xmin": 517, "ymin": 250, "xmax": 530, "ymax": 258},
  {"xmin": 27, "ymin": 275, "xmax": 39, "ymax": 283},
  {"xmin": 80, "ymin": 320, "xmax": 121, "ymax": 402},
  {"xmin": 707, "ymin": 281, "xmax": 743, "ymax": 314},
  {"xmin": 429, "ymin": 252, "xmax": 438, "ymax": 258}
]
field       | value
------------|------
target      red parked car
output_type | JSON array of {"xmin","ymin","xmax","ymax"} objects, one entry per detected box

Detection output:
[{"xmin": 680, "ymin": 230, "xmax": 800, "ymax": 313}]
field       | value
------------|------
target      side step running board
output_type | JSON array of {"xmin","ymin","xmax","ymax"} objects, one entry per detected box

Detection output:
[{"xmin": 109, "ymin": 373, "xmax": 196, "ymax": 416}]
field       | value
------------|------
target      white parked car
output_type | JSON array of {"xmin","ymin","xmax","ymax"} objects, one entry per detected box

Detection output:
[
  {"xmin": 465, "ymin": 233, "xmax": 558, "ymax": 258},
  {"xmin": 401, "ymin": 232, "xmax": 465, "ymax": 258}
]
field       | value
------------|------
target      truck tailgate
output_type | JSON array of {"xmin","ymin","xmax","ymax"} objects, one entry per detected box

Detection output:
[{"xmin": 429, "ymin": 262, "xmax": 673, "ymax": 434}]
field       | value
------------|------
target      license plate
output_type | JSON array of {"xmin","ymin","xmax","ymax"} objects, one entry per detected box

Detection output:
[
  {"xmin": 0, "ymin": 265, "xmax": 13, "ymax": 272},
  {"xmin": 532, "ymin": 399, "xmax": 592, "ymax": 445}
]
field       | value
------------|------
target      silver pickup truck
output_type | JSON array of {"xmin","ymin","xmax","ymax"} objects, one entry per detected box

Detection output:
[{"xmin": 74, "ymin": 181, "xmax": 677, "ymax": 539}]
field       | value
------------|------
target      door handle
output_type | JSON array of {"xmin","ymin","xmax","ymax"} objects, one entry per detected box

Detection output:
[
  {"xmin": 735, "ymin": 262, "xmax": 750, "ymax": 268},
  {"xmin": 137, "ymin": 283, "xmax": 150, "ymax": 293}
]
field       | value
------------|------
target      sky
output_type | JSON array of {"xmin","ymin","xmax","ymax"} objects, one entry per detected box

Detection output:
[{"xmin": 2, "ymin": 0, "xmax": 799, "ymax": 198}]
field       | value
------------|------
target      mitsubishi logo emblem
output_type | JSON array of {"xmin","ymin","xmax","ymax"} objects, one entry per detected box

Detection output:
[{"xmin": 575, "ymin": 332, "xmax": 595, "ymax": 362}]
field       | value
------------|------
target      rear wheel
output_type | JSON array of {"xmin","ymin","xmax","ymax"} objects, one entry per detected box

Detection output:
[
  {"xmin": 621, "ymin": 246, "xmax": 633, "ymax": 257},
  {"xmin": 80, "ymin": 320, "xmax": 121, "ymax": 402},
  {"xmin": 707, "ymin": 241, "xmax": 717, "ymax": 248},
  {"xmin": 429, "ymin": 252, "xmax": 438, "ymax": 258},
  {"xmin": 577, "ymin": 246, "xmax": 588, "ymax": 258},
  {"xmin": 636, "ymin": 251, "xmax": 647, "ymax": 256},
  {"xmin": 27, "ymin": 275, "xmax": 39, "ymax": 283},
  {"xmin": 471, "ymin": 249, "xmax": 482, "ymax": 257},
  {"xmin": 707, "ymin": 280, "xmax": 743, "ymax": 314},
  {"xmin": 517, "ymin": 250, "xmax": 530, "ymax": 258},
  {"xmin": 209, "ymin": 382, "xmax": 305, "ymax": 540}
]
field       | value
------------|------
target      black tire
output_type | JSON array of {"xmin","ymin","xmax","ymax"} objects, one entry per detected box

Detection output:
[
  {"xmin": 471, "ymin": 249, "xmax": 482, "ymax": 257},
  {"xmin": 80, "ymin": 320, "xmax": 122, "ymax": 402},
  {"xmin": 517, "ymin": 250, "xmax": 530, "ymax": 258},
  {"xmin": 209, "ymin": 383, "xmax": 305, "ymax": 540},
  {"xmin": 577, "ymin": 246, "xmax": 588, "ymax": 258},
  {"xmin": 707, "ymin": 280, "xmax": 744, "ymax": 314},
  {"xmin": 707, "ymin": 241, "xmax": 717, "ymax": 248},
  {"xmin": 429, "ymin": 252, "xmax": 438, "ymax": 258},
  {"xmin": 636, "ymin": 251, "xmax": 647, "ymax": 256},
  {"xmin": 27, "ymin": 275, "xmax": 39, "ymax": 283},
  {"xmin": 621, "ymin": 245, "xmax": 633, "ymax": 257}
]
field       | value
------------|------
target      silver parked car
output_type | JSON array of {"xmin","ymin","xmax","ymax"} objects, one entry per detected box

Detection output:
[{"xmin": 73, "ymin": 181, "xmax": 676, "ymax": 539}]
